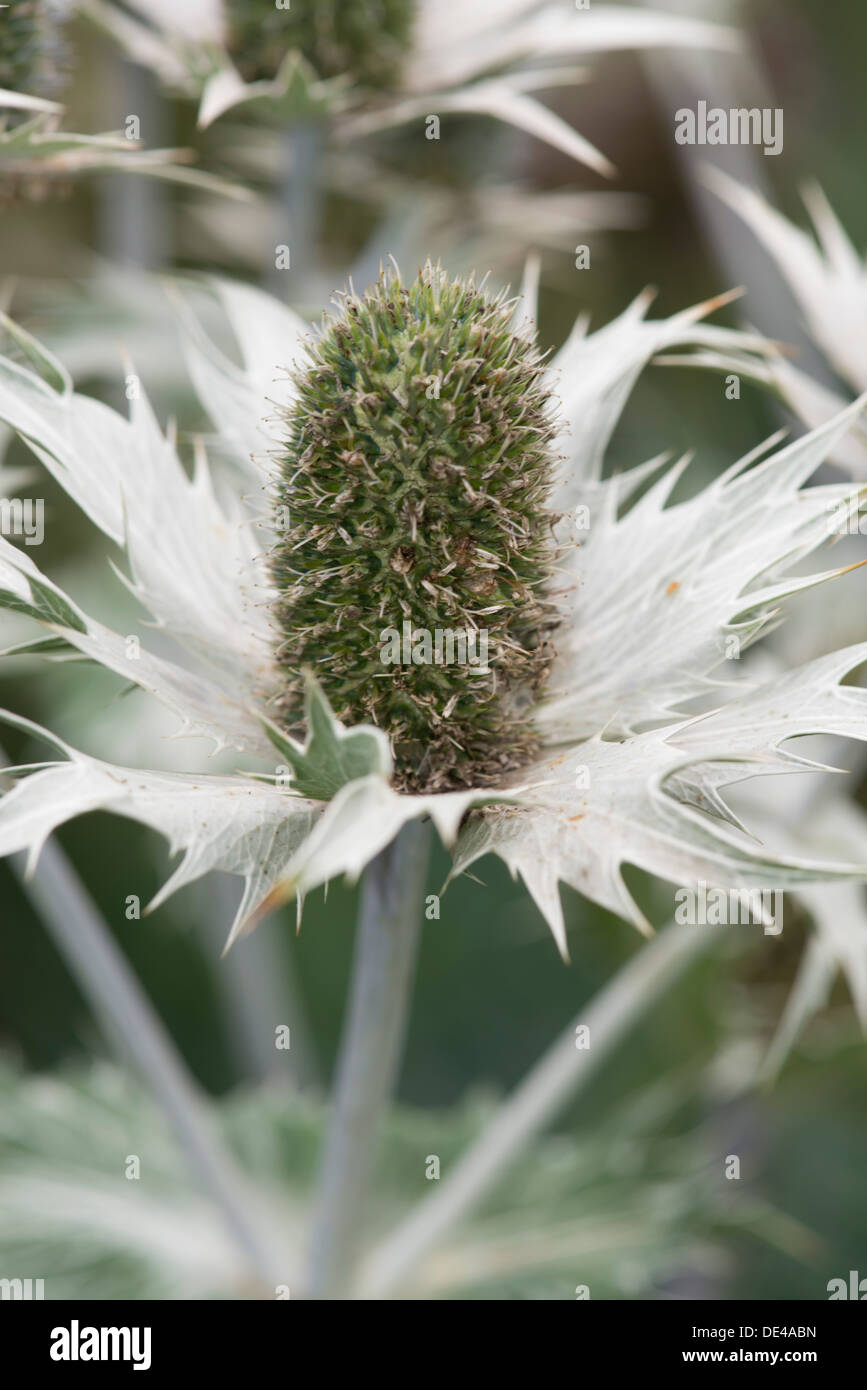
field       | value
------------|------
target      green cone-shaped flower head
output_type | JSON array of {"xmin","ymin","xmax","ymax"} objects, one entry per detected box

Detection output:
[
  {"xmin": 271, "ymin": 262, "xmax": 559, "ymax": 792},
  {"xmin": 226, "ymin": 0, "xmax": 414, "ymax": 88}
]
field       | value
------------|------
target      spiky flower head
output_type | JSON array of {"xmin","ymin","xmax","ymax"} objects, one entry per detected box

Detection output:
[
  {"xmin": 270, "ymin": 263, "xmax": 559, "ymax": 792},
  {"xmin": 3, "ymin": 269, "xmax": 867, "ymax": 988},
  {"xmin": 0, "ymin": 0, "xmax": 66, "ymax": 103},
  {"xmin": 196, "ymin": 6, "xmax": 741, "ymax": 175},
  {"xmin": 225, "ymin": 0, "xmax": 414, "ymax": 89}
]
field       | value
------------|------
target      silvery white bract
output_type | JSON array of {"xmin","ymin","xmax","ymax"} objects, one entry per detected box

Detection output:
[
  {"xmin": 652, "ymin": 171, "xmax": 867, "ymax": 1056},
  {"xmin": 86, "ymin": 0, "xmax": 740, "ymax": 174},
  {"xmin": 0, "ymin": 271, "xmax": 866, "ymax": 963},
  {"xmin": 684, "ymin": 170, "xmax": 867, "ymax": 476}
]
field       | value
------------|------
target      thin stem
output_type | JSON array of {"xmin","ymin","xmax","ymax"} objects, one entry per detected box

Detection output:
[
  {"xmin": 269, "ymin": 120, "xmax": 324, "ymax": 293},
  {"xmin": 99, "ymin": 57, "xmax": 166, "ymax": 271},
  {"xmin": 361, "ymin": 920, "xmax": 715, "ymax": 1298},
  {"xmin": 9, "ymin": 835, "xmax": 288, "ymax": 1291},
  {"xmin": 308, "ymin": 818, "xmax": 433, "ymax": 1299},
  {"xmin": 200, "ymin": 876, "xmax": 319, "ymax": 1090}
]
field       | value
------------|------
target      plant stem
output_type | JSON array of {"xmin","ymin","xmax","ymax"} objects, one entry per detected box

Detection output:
[
  {"xmin": 99, "ymin": 57, "xmax": 166, "ymax": 271},
  {"xmin": 269, "ymin": 120, "xmax": 324, "ymax": 294},
  {"xmin": 308, "ymin": 818, "xmax": 433, "ymax": 1299},
  {"xmin": 200, "ymin": 876, "xmax": 319, "ymax": 1090},
  {"xmin": 361, "ymin": 920, "xmax": 715, "ymax": 1298},
  {"xmin": 9, "ymin": 835, "xmax": 288, "ymax": 1291}
]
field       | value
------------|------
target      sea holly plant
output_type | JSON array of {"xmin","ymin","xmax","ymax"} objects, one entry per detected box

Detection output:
[{"xmin": 1, "ymin": 262, "xmax": 867, "ymax": 1296}]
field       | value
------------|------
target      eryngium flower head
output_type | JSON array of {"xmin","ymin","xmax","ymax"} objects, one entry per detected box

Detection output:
[
  {"xmin": 270, "ymin": 263, "xmax": 558, "ymax": 792},
  {"xmin": 2, "ymin": 269, "xmax": 867, "ymax": 983},
  {"xmin": 226, "ymin": 0, "xmax": 413, "ymax": 88},
  {"xmin": 0, "ymin": 0, "xmax": 66, "ymax": 103},
  {"xmin": 191, "ymin": 4, "xmax": 738, "ymax": 180}
]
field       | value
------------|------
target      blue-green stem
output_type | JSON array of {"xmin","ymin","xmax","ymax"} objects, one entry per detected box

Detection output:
[{"xmin": 308, "ymin": 818, "xmax": 433, "ymax": 1299}]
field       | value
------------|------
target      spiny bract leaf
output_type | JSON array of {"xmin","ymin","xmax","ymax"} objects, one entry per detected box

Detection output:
[
  {"xmin": 0, "ymin": 534, "xmax": 271, "ymax": 754},
  {"xmin": 538, "ymin": 398, "xmax": 867, "ymax": 743},
  {"xmin": 260, "ymin": 671, "xmax": 392, "ymax": 800},
  {"xmin": 454, "ymin": 647, "xmax": 867, "ymax": 958},
  {"xmin": 0, "ymin": 710, "xmax": 318, "ymax": 947}
]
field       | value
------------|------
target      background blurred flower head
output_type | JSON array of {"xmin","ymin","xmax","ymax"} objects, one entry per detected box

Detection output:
[{"xmin": 87, "ymin": 0, "xmax": 740, "ymax": 175}]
